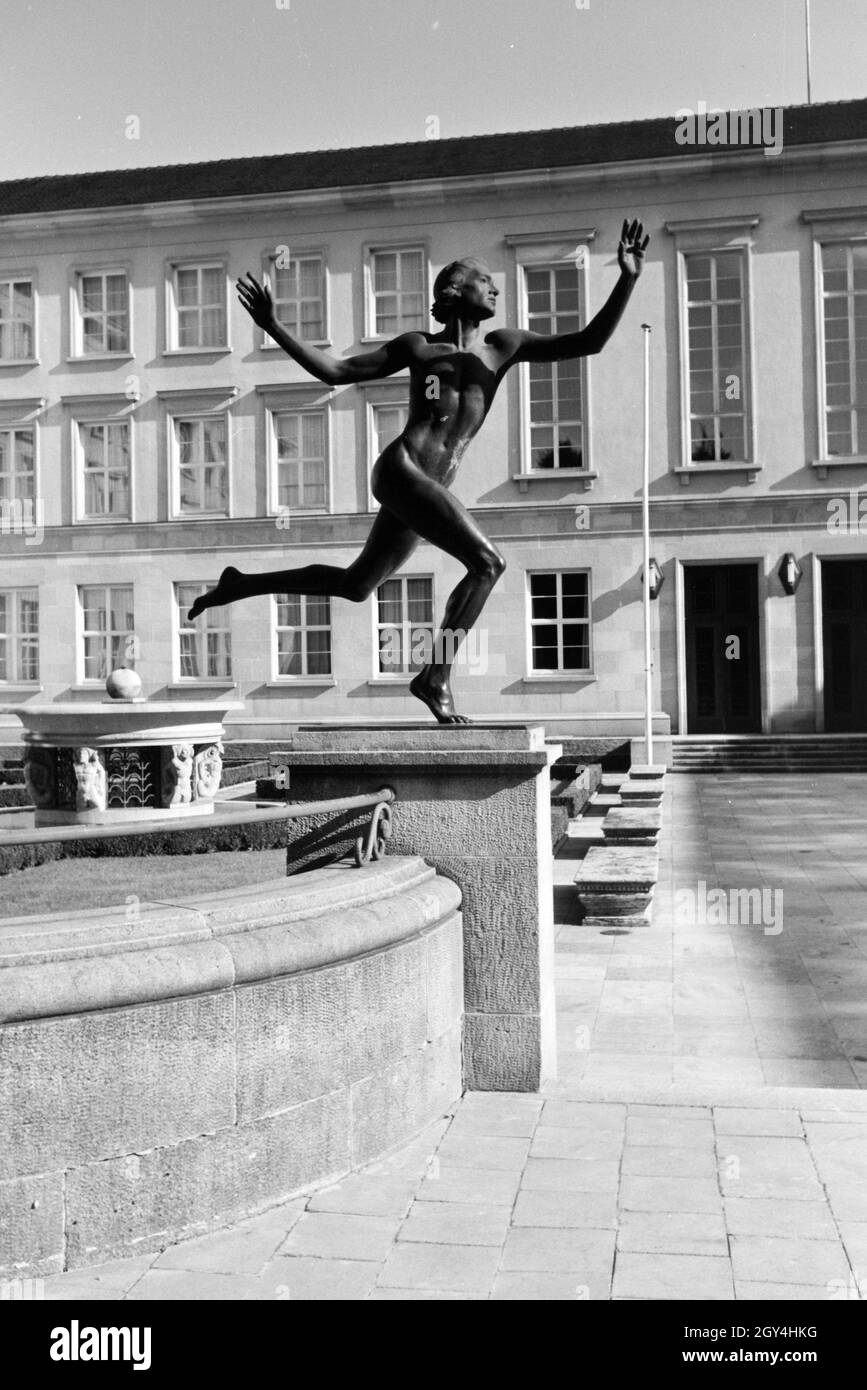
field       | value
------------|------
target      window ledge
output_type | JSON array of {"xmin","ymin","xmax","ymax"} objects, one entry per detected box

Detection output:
[
  {"xmin": 66, "ymin": 353, "xmax": 134, "ymax": 363},
  {"xmin": 0, "ymin": 683, "xmax": 44, "ymax": 693},
  {"xmin": 523, "ymin": 672, "xmax": 596, "ymax": 683},
  {"xmin": 74, "ymin": 515, "xmax": 133, "ymax": 526},
  {"xmin": 674, "ymin": 463, "xmax": 759, "ymax": 485},
  {"xmin": 167, "ymin": 681, "xmax": 237, "ymax": 692},
  {"xmin": 163, "ymin": 347, "xmax": 231, "ymax": 357},
  {"xmin": 812, "ymin": 456, "xmax": 867, "ymax": 478},
  {"xmin": 366, "ymin": 676, "xmax": 414, "ymax": 686},
  {"xmin": 0, "ymin": 359, "xmax": 40, "ymax": 368},
  {"xmin": 170, "ymin": 513, "xmax": 231, "ymax": 522},
  {"xmin": 265, "ymin": 679, "xmax": 336, "ymax": 689},
  {"xmin": 512, "ymin": 469, "xmax": 597, "ymax": 493},
  {"xmin": 260, "ymin": 340, "xmax": 332, "ymax": 351}
]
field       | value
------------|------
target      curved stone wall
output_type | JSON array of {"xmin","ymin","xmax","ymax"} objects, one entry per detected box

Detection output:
[{"xmin": 0, "ymin": 856, "xmax": 463, "ymax": 1275}]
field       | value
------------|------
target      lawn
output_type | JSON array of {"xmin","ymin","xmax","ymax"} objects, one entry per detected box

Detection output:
[{"xmin": 0, "ymin": 850, "xmax": 288, "ymax": 919}]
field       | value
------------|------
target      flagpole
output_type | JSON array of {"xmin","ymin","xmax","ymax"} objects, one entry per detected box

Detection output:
[
  {"xmin": 641, "ymin": 322, "xmax": 653, "ymax": 765},
  {"xmin": 805, "ymin": 0, "xmax": 813, "ymax": 103}
]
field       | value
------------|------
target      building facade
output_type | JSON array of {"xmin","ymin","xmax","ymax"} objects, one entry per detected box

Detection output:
[{"xmin": 1, "ymin": 101, "xmax": 866, "ymax": 742}]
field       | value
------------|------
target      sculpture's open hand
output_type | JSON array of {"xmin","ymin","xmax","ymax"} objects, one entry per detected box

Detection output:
[
  {"xmin": 617, "ymin": 219, "xmax": 650, "ymax": 279},
  {"xmin": 237, "ymin": 272, "xmax": 276, "ymax": 329}
]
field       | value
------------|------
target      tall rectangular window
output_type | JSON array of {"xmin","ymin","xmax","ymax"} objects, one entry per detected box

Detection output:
[
  {"xmin": 821, "ymin": 242, "xmax": 867, "ymax": 456},
  {"xmin": 274, "ymin": 411, "xmax": 327, "ymax": 510},
  {"xmin": 175, "ymin": 583, "xmax": 232, "ymax": 679},
  {"xmin": 0, "ymin": 589, "xmax": 39, "ymax": 682},
  {"xmin": 274, "ymin": 594, "xmax": 331, "ymax": 677},
  {"xmin": 525, "ymin": 265, "xmax": 585, "ymax": 469},
  {"xmin": 372, "ymin": 401, "xmax": 408, "ymax": 457},
  {"xmin": 79, "ymin": 421, "xmax": 130, "ymax": 518},
  {"xmin": 685, "ymin": 250, "xmax": 750, "ymax": 462},
  {"xmin": 370, "ymin": 248, "xmax": 425, "ymax": 335},
  {"xmin": 0, "ymin": 279, "xmax": 34, "ymax": 360},
  {"xmin": 77, "ymin": 271, "xmax": 129, "ymax": 353},
  {"xmin": 80, "ymin": 585, "xmax": 134, "ymax": 681},
  {"xmin": 174, "ymin": 416, "xmax": 228, "ymax": 514},
  {"xmin": 271, "ymin": 255, "xmax": 325, "ymax": 341},
  {"xmin": 377, "ymin": 575, "xmax": 434, "ymax": 675},
  {"xmin": 0, "ymin": 427, "xmax": 35, "ymax": 503},
  {"xmin": 529, "ymin": 571, "xmax": 590, "ymax": 672},
  {"xmin": 172, "ymin": 264, "xmax": 226, "ymax": 348}
]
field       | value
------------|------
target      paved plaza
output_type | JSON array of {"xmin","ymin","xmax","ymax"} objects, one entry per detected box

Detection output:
[{"xmin": 38, "ymin": 773, "xmax": 867, "ymax": 1301}]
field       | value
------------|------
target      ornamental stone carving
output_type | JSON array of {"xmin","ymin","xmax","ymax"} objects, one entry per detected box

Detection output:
[
  {"xmin": 194, "ymin": 742, "xmax": 223, "ymax": 801},
  {"xmin": 161, "ymin": 742, "xmax": 194, "ymax": 807},
  {"xmin": 23, "ymin": 745, "xmax": 56, "ymax": 809},
  {"xmin": 72, "ymin": 747, "xmax": 107, "ymax": 811}
]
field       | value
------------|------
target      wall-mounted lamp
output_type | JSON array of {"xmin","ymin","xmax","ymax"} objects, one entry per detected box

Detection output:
[
  {"xmin": 641, "ymin": 556, "xmax": 665, "ymax": 600},
  {"xmin": 778, "ymin": 552, "xmax": 802, "ymax": 596}
]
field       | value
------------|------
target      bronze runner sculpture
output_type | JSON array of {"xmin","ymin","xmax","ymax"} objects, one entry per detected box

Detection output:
[{"xmin": 190, "ymin": 219, "xmax": 649, "ymax": 723}]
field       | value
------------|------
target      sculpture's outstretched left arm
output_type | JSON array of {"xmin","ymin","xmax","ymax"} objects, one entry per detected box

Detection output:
[{"xmin": 505, "ymin": 219, "xmax": 649, "ymax": 365}]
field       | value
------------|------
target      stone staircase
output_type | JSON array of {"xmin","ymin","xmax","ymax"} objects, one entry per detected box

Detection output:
[{"xmin": 671, "ymin": 735, "xmax": 867, "ymax": 773}]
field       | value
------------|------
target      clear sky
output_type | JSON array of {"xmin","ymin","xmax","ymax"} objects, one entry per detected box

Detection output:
[{"xmin": 1, "ymin": 0, "xmax": 864, "ymax": 181}]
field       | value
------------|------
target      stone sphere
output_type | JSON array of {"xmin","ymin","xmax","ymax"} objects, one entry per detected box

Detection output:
[{"xmin": 106, "ymin": 668, "xmax": 142, "ymax": 700}]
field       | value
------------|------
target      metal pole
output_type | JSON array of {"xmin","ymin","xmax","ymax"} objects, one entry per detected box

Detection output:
[
  {"xmin": 641, "ymin": 323, "xmax": 653, "ymax": 765},
  {"xmin": 805, "ymin": 0, "xmax": 813, "ymax": 103}
]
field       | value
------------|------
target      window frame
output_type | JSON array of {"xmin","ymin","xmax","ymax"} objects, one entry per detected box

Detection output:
[
  {"xmin": 524, "ymin": 567, "xmax": 594, "ymax": 680},
  {"xmin": 0, "ymin": 587, "xmax": 40, "ymax": 685},
  {"xmin": 164, "ymin": 257, "xmax": 231, "ymax": 354},
  {"xmin": 665, "ymin": 215, "xmax": 760, "ymax": 483},
  {"xmin": 0, "ymin": 419, "xmax": 37, "ymax": 507},
  {"xmin": 507, "ymin": 233, "xmax": 595, "ymax": 487},
  {"xmin": 259, "ymin": 247, "xmax": 330, "ymax": 349},
  {"xmin": 69, "ymin": 265, "xmax": 133, "ymax": 359},
  {"xmin": 270, "ymin": 592, "xmax": 334, "ymax": 684},
  {"xmin": 172, "ymin": 581, "xmax": 233, "ymax": 684},
  {"xmin": 68, "ymin": 397, "xmax": 136, "ymax": 524},
  {"xmin": 76, "ymin": 583, "xmax": 135, "ymax": 685},
  {"xmin": 160, "ymin": 388, "xmax": 238, "ymax": 521},
  {"xmin": 802, "ymin": 207, "xmax": 867, "ymax": 474},
  {"xmin": 268, "ymin": 403, "xmax": 331, "ymax": 517},
  {"xmin": 362, "ymin": 242, "xmax": 429, "ymax": 342},
  {"xmin": 0, "ymin": 273, "xmax": 37, "ymax": 364},
  {"xmin": 370, "ymin": 571, "xmax": 436, "ymax": 682},
  {"xmin": 360, "ymin": 378, "xmax": 411, "ymax": 511}
]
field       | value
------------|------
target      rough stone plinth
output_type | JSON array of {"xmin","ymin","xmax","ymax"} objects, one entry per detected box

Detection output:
[
  {"xmin": 619, "ymin": 777, "xmax": 665, "ymax": 804},
  {"xmin": 574, "ymin": 846, "xmax": 659, "ymax": 892},
  {"xmin": 574, "ymin": 845, "xmax": 658, "ymax": 930},
  {"xmin": 602, "ymin": 807, "xmax": 661, "ymax": 845},
  {"xmin": 280, "ymin": 723, "xmax": 559, "ymax": 1092}
]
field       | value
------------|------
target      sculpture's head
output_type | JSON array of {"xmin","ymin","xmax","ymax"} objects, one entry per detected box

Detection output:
[{"xmin": 431, "ymin": 258, "xmax": 499, "ymax": 324}]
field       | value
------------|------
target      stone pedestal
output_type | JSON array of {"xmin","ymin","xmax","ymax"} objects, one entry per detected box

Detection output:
[
  {"xmin": 9, "ymin": 699, "xmax": 242, "ymax": 826},
  {"xmin": 280, "ymin": 724, "xmax": 560, "ymax": 1092}
]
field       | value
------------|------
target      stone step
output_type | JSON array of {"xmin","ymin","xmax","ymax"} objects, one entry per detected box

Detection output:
[
  {"xmin": 629, "ymin": 763, "xmax": 667, "ymax": 779},
  {"xmin": 602, "ymin": 806, "xmax": 661, "ymax": 844},
  {"xmin": 619, "ymin": 777, "xmax": 665, "ymax": 802},
  {"xmin": 574, "ymin": 845, "xmax": 659, "ymax": 893},
  {"xmin": 586, "ymin": 792, "xmax": 621, "ymax": 816}
]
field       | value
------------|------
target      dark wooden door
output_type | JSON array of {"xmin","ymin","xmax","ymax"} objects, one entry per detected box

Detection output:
[
  {"xmin": 685, "ymin": 565, "xmax": 761, "ymax": 733},
  {"xmin": 823, "ymin": 559, "xmax": 867, "ymax": 732}
]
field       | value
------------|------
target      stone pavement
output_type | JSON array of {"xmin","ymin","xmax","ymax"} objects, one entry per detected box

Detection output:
[
  {"xmin": 36, "ymin": 773, "xmax": 867, "ymax": 1301},
  {"xmin": 37, "ymin": 1091, "xmax": 867, "ymax": 1301}
]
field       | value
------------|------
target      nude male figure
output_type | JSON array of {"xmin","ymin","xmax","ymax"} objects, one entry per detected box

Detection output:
[{"xmin": 189, "ymin": 219, "xmax": 649, "ymax": 723}]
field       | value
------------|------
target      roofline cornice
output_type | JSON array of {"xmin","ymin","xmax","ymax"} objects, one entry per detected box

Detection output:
[{"xmin": 0, "ymin": 138, "xmax": 865, "ymax": 238}]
